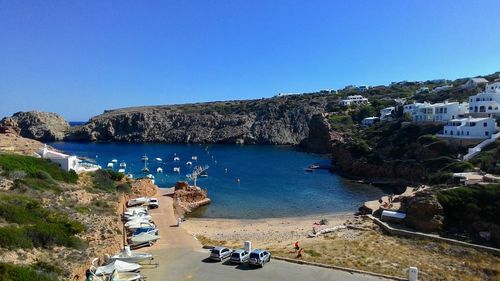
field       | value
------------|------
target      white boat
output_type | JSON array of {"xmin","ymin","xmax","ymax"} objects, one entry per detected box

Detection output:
[
  {"xmin": 92, "ymin": 258, "xmax": 142, "ymax": 275},
  {"xmin": 191, "ymin": 156, "xmax": 198, "ymax": 161},
  {"xmin": 125, "ymin": 221, "xmax": 156, "ymax": 230},
  {"xmin": 146, "ymin": 174, "xmax": 155, "ymax": 184},
  {"xmin": 141, "ymin": 155, "xmax": 148, "ymax": 162},
  {"xmin": 126, "ymin": 174, "xmax": 133, "ymax": 179},
  {"xmin": 118, "ymin": 168, "xmax": 126, "ymax": 173},
  {"xmin": 128, "ymin": 232, "xmax": 160, "ymax": 246},
  {"xmin": 87, "ymin": 267, "xmax": 141, "ymax": 281},
  {"xmin": 111, "ymin": 159, "xmax": 118, "ymax": 163},
  {"xmin": 155, "ymin": 157, "xmax": 162, "ymax": 162},
  {"xmin": 107, "ymin": 163, "xmax": 114, "ymax": 168},
  {"xmin": 125, "ymin": 214, "xmax": 152, "ymax": 222},
  {"xmin": 109, "ymin": 246, "xmax": 153, "ymax": 263},
  {"xmin": 126, "ymin": 197, "xmax": 150, "ymax": 207},
  {"xmin": 124, "ymin": 218, "xmax": 151, "ymax": 228},
  {"xmin": 120, "ymin": 161, "xmax": 127, "ymax": 168},
  {"xmin": 173, "ymin": 167, "xmax": 180, "ymax": 173},
  {"xmin": 186, "ymin": 161, "xmax": 192, "ymax": 166},
  {"xmin": 173, "ymin": 156, "xmax": 180, "ymax": 161},
  {"xmin": 156, "ymin": 167, "xmax": 163, "ymax": 173}
]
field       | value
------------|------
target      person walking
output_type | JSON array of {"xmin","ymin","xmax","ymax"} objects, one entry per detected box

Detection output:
[{"xmin": 296, "ymin": 248, "xmax": 303, "ymax": 258}]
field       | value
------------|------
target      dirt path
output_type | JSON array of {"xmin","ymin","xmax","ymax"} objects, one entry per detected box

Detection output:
[{"xmin": 146, "ymin": 187, "xmax": 201, "ymax": 250}]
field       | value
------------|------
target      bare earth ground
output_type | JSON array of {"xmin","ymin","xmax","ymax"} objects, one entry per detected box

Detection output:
[
  {"xmin": 0, "ymin": 133, "xmax": 47, "ymax": 155},
  {"xmin": 182, "ymin": 215, "xmax": 500, "ymax": 281}
]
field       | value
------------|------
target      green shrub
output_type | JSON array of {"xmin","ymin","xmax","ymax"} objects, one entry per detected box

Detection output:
[
  {"xmin": 0, "ymin": 195, "xmax": 86, "ymax": 250},
  {"xmin": 0, "ymin": 154, "xmax": 78, "ymax": 183},
  {"xmin": 116, "ymin": 182, "xmax": 131, "ymax": 193},
  {"xmin": 438, "ymin": 185, "xmax": 500, "ymax": 242},
  {"xmin": 93, "ymin": 169, "xmax": 116, "ymax": 191},
  {"xmin": 0, "ymin": 263, "xmax": 57, "ymax": 281},
  {"xmin": 0, "ymin": 227, "xmax": 33, "ymax": 249}
]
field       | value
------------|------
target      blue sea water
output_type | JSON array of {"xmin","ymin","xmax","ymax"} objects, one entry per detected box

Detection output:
[{"xmin": 49, "ymin": 142, "xmax": 387, "ymax": 219}]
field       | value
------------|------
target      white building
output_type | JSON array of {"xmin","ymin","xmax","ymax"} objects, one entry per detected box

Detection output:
[
  {"xmin": 380, "ymin": 107, "xmax": 395, "ymax": 121},
  {"xmin": 468, "ymin": 82, "xmax": 500, "ymax": 116},
  {"xmin": 412, "ymin": 101, "xmax": 468, "ymax": 123},
  {"xmin": 432, "ymin": 85, "xmax": 453, "ymax": 93},
  {"xmin": 415, "ymin": 87, "xmax": 430, "ymax": 94},
  {"xmin": 462, "ymin": 78, "xmax": 489, "ymax": 90},
  {"xmin": 361, "ymin": 117, "xmax": 379, "ymax": 127},
  {"xmin": 403, "ymin": 102, "xmax": 425, "ymax": 114},
  {"xmin": 438, "ymin": 117, "xmax": 497, "ymax": 140},
  {"xmin": 37, "ymin": 145, "xmax": 100, "ymax": 173},
  {"xmin": 339, "ymin": 95, "xmax": 369, "ymax": 106}
]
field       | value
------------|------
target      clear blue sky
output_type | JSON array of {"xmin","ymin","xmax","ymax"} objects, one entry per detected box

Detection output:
[{"xmin": 1, "ymin": 0, "xmax": 499, "ymax": 121}]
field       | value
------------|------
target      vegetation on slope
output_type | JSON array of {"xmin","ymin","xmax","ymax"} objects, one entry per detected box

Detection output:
[
  {"xmin": 332, "ymin": 120, "xmax": 471, "ymax": 184},
  {"xmin": 0, "ymin": 194, "xmax": 86, "ymax": 250},
  {"xmin": 438, "ymin": 184, "xmax": 500, "ymax": 246},
  {"xmin": 0, "ymin": 262, "xmax": 58, "ymax": 281}
]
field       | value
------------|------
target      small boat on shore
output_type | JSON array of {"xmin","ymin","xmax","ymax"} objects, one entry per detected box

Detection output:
[
  {"xmin": 92, "ymin": 258, "xmax": 142, "ymax": 275},
  {"xmin": 108, "ymin": 246, "xmax": 153, "ymax": 263},
  {"xmin": 118, "ymin": 168, "xmax": 126, "ymax": 173},
  {"xmin": 126, "ymin": 173, "xmax": 133, "ymax": 179},
  {"xmin": 128, "ymin": 232, "xmax": 160, "ymax": 246},
  {"xmin": 111, "ymin": 159, "xmax": 118, "ymax": 163},
  {"xmin": 107, "ymin": 162, "xmax": 114, "ymax": 168},
  {"xmin": 127, "ymin": 197, "xmax": 150, "ymax": 207}
]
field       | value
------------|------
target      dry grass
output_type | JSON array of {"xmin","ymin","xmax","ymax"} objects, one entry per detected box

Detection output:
[{"xmin": 268, "ymin": 223, "xmax": 500, "ymax": 281}]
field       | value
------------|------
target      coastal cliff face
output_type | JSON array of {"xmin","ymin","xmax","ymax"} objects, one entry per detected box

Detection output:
[
  {"xmin": 299, "ymin": 113, "xmax": 344, "ymax": 153},
  {"xmin": 67, "ymin": 95, "xmax": 331, "ymax": 145},
  {"xmin": 0, "ymin": 111, "xmax": 69, "ymax": 141}
]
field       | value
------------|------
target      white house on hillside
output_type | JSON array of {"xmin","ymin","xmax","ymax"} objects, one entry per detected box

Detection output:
[
  {"xmin": 403, "ymin": 102, "xmax": 425, "ymax": 114},
  {"xmin": 432, "ymin": 85, "xmax": 453, "ymax": 93},
  {"xmin": 339, "ymin": 95, "xmax": 369, "ymax": 106},
  {"xmin": 468, "ymin": 82, "xmax": 500, "ymax": 116},
  {"xmin": 380, "ymin": 107, "xmax": 395, "ymax": 121},
  {"xmin": 37, "ymin": 145, "xmax": 100, "ymax": 173},
  {"xmin": 412, "ymin": 101, "xmax": 468, "ymax": 123},
  {"xmin": 437, "ymin": 117, "xmax": 497, "ymax": 140},
  {"xmin": 361, "ymin": 117, "xmax": 379, "ymax": 127},
  {"xmin": 462, "ymin": 78, "xmax": 489, "ymax": 90}
]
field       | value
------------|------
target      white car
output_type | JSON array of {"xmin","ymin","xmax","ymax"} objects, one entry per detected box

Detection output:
[{"xmin": 148, "ymin": 198, "xmax": 159, "ymax": 209}]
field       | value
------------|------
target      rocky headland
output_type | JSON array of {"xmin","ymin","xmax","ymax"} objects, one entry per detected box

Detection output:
[
  {"xmin": 0, "ymin": 111, "xmax": 70, "ymax": 141},
  {"xmin": 66, "ymin": 95, "xmax": 339, "ymax": 148}
]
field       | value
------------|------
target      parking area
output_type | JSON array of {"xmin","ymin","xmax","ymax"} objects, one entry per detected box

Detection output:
[{"xmin": 140, "ymin": 247, "xmax": 388, "ymax": 281}]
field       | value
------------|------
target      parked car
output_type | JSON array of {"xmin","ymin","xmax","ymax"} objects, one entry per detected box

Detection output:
[
  {"xmin": 229, "ymin": 249, "xmax": 250, "ymax": 264},
  {"xmin": 209, "ymin": 247, "xmax": 232, "ymax": 261},
  {"xmin": 148, "ymin": 198, "xmax": 159, "ymax": 209},
  {"xmin": 249, "ymin": 249, "xmax": 271, "ymax": 267}
]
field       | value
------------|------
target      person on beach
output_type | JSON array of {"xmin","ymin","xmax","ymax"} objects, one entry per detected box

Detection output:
[
  {"xmin": 294, "ymin": 241, "xmax": 299, "ymax": 251},
  {"xmin": 296, "ymin": 248, "xmax": 303, "ymax": 258}
]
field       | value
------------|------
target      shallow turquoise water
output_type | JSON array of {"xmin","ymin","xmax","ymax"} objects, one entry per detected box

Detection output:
[{"xmin": 50, "ymin": 142, "xmax": 387, "ymax": 219}]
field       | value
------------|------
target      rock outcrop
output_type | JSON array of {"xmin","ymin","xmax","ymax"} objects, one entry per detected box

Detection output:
[
  {"xmin": 299, "ymin": 113, "xmax": 343, "ymax": 153},
  {"xmin": 67, "ymin": 95, "xmax": 330, "ymax": 145},
  {"xmin": 1, "ymin": 111, "xmax": 70, "ymax": 141},
  {"xmin": 405, "ymin": 190, "xmax": 444, "ymax": 232},
  {"xmin": 174, "ymin": 181, "xmax": 211, "ymax": 215}
]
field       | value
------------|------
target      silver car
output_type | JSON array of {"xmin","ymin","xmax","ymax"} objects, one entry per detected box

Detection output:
[
  {"xmin": 229, "ymin": 249, "xmax": 250, "ymax": 264},
  {"xmin": 209, "ymin": 246, "xmax": 232, "ymax": 261},
  {"xmin": 249, "ymin": 249, "xmax": 271, "ymax": 267}
]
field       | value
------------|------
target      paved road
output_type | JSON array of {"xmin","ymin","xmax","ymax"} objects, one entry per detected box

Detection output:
[
  {"xmin": 138, "ymin": 188, "xmax": 388, "ymax": 281},
  {"xmin": 141, "ymin": 246, "xmax": 387, "ymax": 281}
]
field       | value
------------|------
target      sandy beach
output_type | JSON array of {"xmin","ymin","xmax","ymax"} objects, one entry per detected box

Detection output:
[{"xmin": 181, "ymin": 213, "xmax": 354, "ymax": 248}]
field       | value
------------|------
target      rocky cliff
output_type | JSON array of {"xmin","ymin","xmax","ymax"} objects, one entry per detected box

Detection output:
[
  {"xmin": 0, "ymin": 111, "xmax": 70, "ymax": 141},
  {"xmin": 67, "ymin": 95, "xmax": 332, "ymax": 145},
  {"xmin": 299, "ymin": 113, "xmax": 343, "ymax": 153}
]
